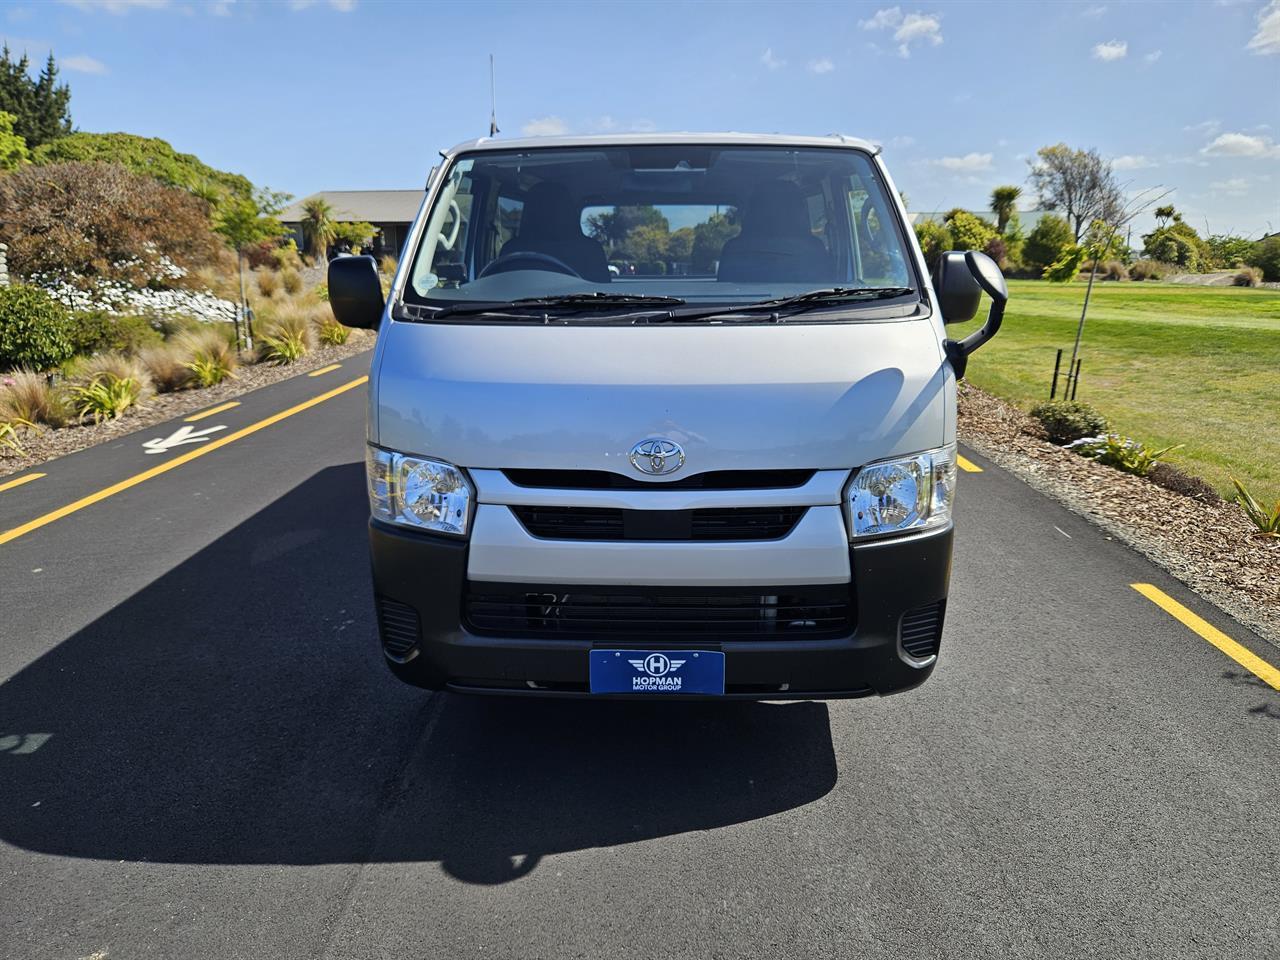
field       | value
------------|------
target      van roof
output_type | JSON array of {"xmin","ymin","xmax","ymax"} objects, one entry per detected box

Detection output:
[{"xmin": 444, "ymin": 132, "xmax": 880, "ymax": 157}]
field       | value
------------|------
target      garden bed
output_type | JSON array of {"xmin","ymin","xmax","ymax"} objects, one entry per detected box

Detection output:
[
  {"xmin": 0, "ymin": 331, "xmax": 373, "ymax": 478},
  {"xmin": 958, "ymin": 382, "xmax": 1280, "ymax": 648}
]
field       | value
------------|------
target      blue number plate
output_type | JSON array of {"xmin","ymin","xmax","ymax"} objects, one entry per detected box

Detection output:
[{"xmin": 589, "ymin": 649, "xmax": 725, "ymax": 695}]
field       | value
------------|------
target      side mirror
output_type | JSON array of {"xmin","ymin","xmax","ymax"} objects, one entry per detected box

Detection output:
[
  {"xmin": 328, "ymin": 255, "xmax": 385, "ymax": 330},
  {"xmin": 937, "ymin": 250, "xmax": 1008, "ymax": 380}
]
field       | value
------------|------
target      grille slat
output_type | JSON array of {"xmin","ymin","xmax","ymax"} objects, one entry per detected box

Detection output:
[
  {"xmin": 511, "ymin": 505, "xmax": 807, "ymax": 542},
  {"xmin": 900, "ymin": 600, "xmax": 945, "ymax": 659},
  {"xmin": 504, "ymin": 469, "xmax": 815, "ymax": 491},
  {"xmin": 464, "ymin": 584, "xmax": 854, "ymax": 640},
  {"xmin": 375, "ymin": 595, "xmax": 421, "ymax": 661}
]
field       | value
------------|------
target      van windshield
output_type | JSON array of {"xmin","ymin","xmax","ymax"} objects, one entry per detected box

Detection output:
[{"xmin": 403, "ymin": 144, "xmax": 915, "ymax": 315}]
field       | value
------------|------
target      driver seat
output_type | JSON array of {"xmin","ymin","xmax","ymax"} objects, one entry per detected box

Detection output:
[
  {"xmin": 717, "ymin": 180, "xmax": 832, "ymax": 283},
  {"xmin": 500, "ymin": 182, "xmax": 611, "ymax": 282}
]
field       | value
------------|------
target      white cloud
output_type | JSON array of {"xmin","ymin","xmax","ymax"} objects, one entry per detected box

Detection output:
[
  {"xmin": 521, "ymin": 116, "xmax": 569, "ymax": 137},
  {"xmin": 1201, "ymin": 131, "xmax": 1280, "ymax": 157},
  {"xmin": 1184, "ymin": 119, "xmax": 1220, "ymax": 136},
  {"xmin": 889, "ymin": 134, "xmax": 915, "ymax": 148},
  {"xmin": 1209, "ymin": 177, "xmax": 1250, "ymax": 195},
  {"xmin": 859, "ymin": 7, "xmax": 942, "ymax": 57},
  {"xmin": 808, "ymin": 57, "xmax": 834, "ymax": 74},
  {"xmin": 59, "ymin": 0, "xmax": 167, "ymax": 11},
  {"xmin": 288, "ymin": 0, "xmax": 355, "ymax": 9},
  {"xmin": 209, "ymin": 0, "xmax": 234, "ymax": 13},
  {"xmin": 1082, "ymin": 4, "xmax": 1107, "ymax": 17},
  {"xmin": 1111, "ymin": 154, "xmax": 1155, "ymax": 170},
  {"xmin": 893, "ymin": 12, "xmax": 943, "ymax": 57},
  {"xmin": 859, "ymin": 7, "xmax": 902, "ymax": 30},
  {"xmin": 760, "ymin": 47, "xmax": 785, "ymax": 70},
  {"xmin": 1144, "ymin": 49, "xmax": 1162, "ymax": 63},
  {"xmin": 933, "ymin": 152, "xmax": 993, "ymax": 172},
  {"xmin": 62, "ymin": 54, "xmax": 107, "ymax": 74},
  {"xmin": 1248, "ymin": 0, "xmax": 1280, "ymax": 54},
  {"xmin": 1092, "ymin": 39, "xmax": 1128, "ymax": 61}
]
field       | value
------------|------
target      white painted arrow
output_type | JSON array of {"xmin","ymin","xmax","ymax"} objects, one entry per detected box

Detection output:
[{"xmin": 142, "ymin": 424, "xmax": 226, "ymax": 455}]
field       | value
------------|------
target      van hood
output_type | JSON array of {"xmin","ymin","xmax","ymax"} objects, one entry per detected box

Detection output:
[{"xmin": 371, "ymin": 319, "xmax": 952, "ymax": 473}]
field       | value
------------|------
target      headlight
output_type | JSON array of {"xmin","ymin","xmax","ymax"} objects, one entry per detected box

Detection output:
[
  {"xmin": 844, "ymin": 443, "xmax": 956, "ymax": 540},
  {"xmin": 366, "ymin": 446, "xmax": 473, "ymax": 536}
]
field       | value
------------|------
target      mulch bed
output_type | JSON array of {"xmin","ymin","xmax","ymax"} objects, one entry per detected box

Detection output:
[
  {"xmin": 1, "ymin": 330, "xmax": 375, "ymax": 479},
  {"xmin": 958, "ymin": 382, "xmax": 1280, "ymax": 648}
]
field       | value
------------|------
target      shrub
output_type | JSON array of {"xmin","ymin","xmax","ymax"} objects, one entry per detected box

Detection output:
[
  {"xmin": 175, "ymin": 327, "xmax": 238, "ymax": 387},
  {"xmin": 1067, "ymin": 434, "xmax": 1182, "ymax": 477},
  {"xmin": 913, "ymin": 220, "xmax": 951, "ymax": 272},
  {"xmin": 313, "ymin": 282, "xmax": 329, "ymax": 302},
  {"xmin": 0, "ymin": 368, "xmax": 72, "ymax": 427},
  {"xmin": 273, "ymin": 240, "xmax": 304, "ymax": 273},
  {"xmin": 75, "ymin": 352, "xmax": 154, "ymax": 396},
  {"xmin": 1233, "ymin": 266, "xmax": 1263, "ymax": 287},
  {"xmin": 0, "ymin": 162, "xmax": 223, "ymax": 288},
  {"xmin": 259, "ymin": 310, "xmax": 313, "ymax": 365},
  {"xmin": 1206, "ymin": 234, "xmax": 1256, "ymax": 269},
  {"xmin": 140, "ymin": 343, "xmax": 195, "ymax": 392},
  {"xmin": 1141, "ymin": 221, "xmax": 1211, "ymax": 272},
  {"xmin": 1030, "ymin": 400, "xmax": 1108, "ymax": 444},
  {"xmin": 1022, "ymin": 214, "xmax": 1074, "ymax": 275},
  {"xmin": 944, "ymin": 210, "xmax": 998, "ymax": 253},
  {"xmin": 379, "ymin": 255, "xmax": 398, "ymax": 276},
  {"xmin": 1147, "ymin": 463, "xmax": 1222, "ymax": 503},
  {"xmin": 1247, "ymin": 235, "xmax": 1280, "ymax": 282},
  {"xmin": 1128, "ymin": 259, "xmax": 1165, "ymax": 282},
  {"xmin": 317, "ymin": 317, "xmax": 350, "ymax": 346},
  {"xmin": 0, "ymin": 414, "xmax": 31, "ymax": 453},
  {"xmin": 0, "ymin": 284, "xmax": 75, "ymax": 372},
  {"xmin": 1102, "ymin": 260, "xmax": 1128, "ymax": 281},
  {"xmin": 281, "ymin": 268, "xmax": 302, "ymax": 295},
  {"xmin": 256, "ymin": 270, "xmax": 280, "ymax": 298},
  {"xmin": 65, "ymin": 310, "xmax": 115, "ymax": 356},
  {"xmin": 1231, "ymin": 477, "xmax": 1280, "ymax": 537},
  {"xmin": 983, "ymin": 236, "xmax": 1008, "ymax": 268},
  {"xmin": 74, "ymin": 373, "xmax": 145, "ymax": 423}
]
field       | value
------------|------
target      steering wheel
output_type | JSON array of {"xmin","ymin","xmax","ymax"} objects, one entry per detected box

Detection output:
[
  {"xmin": 478, "ymin": 251, "xmax": 583, "ymax": 279},
  {"xmin": 859, "ymin": 196, "xmax": 886, "ymax": 250}
]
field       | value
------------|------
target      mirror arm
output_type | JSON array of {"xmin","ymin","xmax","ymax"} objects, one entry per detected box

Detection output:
[{"xmin": 943, "ymin": 248, "xmax": 1008, "ymax": 380}]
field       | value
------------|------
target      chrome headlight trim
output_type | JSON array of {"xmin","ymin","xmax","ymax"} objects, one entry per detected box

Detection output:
[
  {"xmin": 366, "ymin": 445, "xmax": 474, "ymax": 538},
  {"xmin": 844, "ymin": 443, "xmax": 956, "ymax": 541}
]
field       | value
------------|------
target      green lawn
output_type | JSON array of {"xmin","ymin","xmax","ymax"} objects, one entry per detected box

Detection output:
[{"xmin": 949, "ymin": 279, "xmax": 1280, "ymax": 505}]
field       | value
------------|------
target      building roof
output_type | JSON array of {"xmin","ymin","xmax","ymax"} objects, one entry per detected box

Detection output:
[
  {"xmin": 444, "ymin": 131, "xmax": 880, "ymax": 157},
  {"xmin": 278, "ymin": 190, "xmax": 424, "ymax": 225}
]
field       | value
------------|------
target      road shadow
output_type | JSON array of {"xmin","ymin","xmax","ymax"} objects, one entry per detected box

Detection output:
[{"xmin": 0, "ymin": 463, "xmax": 836, "ymax": 882}]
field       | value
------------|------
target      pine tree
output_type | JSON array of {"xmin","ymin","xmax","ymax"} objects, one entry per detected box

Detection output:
[{"xmin": 0, "ymin": 47, "xmax": 72, "ymax": 149}]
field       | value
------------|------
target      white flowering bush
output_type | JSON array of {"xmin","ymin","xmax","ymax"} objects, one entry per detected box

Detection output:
[{"xmin": 28, "ymin": 270, "xmax": 237, "ymax": 326}]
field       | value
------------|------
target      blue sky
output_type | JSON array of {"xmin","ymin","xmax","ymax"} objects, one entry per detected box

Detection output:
[{"xmin": 5, "ymin": 0, "xmax": 1279, "ymax": 238}]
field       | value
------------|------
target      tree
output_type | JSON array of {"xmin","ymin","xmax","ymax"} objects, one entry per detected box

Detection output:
[
  {"xmin": 332, "ymin": 220, "xmax": 377, "ymax": 252},
  {"xmin": 1205, "ymin": 234, "xmax": 1256, "ymax": 269},
  {"xmin": 1141, "ymin": 220, "xmax": 1210, "ymax": 271},
  {"xmin": 301, "ymin": 198, "xmax": 337, "ymax": 262},
  {"xmin": 32, "ymin": 132, "xmax": 253, "ymax": 211},
  {"xmin": 690, "ymin": 211, "xmax": 739, "ymax": 273},
  {"xmin": 0, "ymin": 48, "xmax": 71, "ymax": 149},
  {"xmin": 1246, "ymin": 236, "xmax": 1280, "ymax": 282},
  {"xmin": 989, "ymin": 185, "xmax": 1021, "ymax": 234},
  {"xmin": 1027, "ymin": 144, "xmax": 1123, "ymax": 242},
  {"xmin": 1022, "ymin": 214, "xmax": 1075, "ymax": 274},
  {"xmin": 586, "ymin": 205, "xmax": 669, "ymax": 256},
  {"xmin": 0, "ymin": 110, "xmax": 28, "ymax": 170},
  {"xmin": 1153, "ymin": 204, "xmax": 1176, "ymax": 228},
  {"xmin": 913, "ymin": 220, "xmax": 951, "ymax": 272},
  {"xmin": 214, "ymin": 188, "xmax": 290, "ymax": 346},
  {"xmin": 0, "ymin": 161, "xmax": 223, "ymax": 288}
]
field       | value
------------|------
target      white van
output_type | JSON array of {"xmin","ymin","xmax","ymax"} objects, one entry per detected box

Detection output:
[{"xmin": 330, "ymin": 133, "xmax": 1006, "ymax": 700}]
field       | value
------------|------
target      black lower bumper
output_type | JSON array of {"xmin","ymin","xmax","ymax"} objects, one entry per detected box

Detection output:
[{"xmin": 368, "ymin": 520, "xmax": 953, "ymax": 700}]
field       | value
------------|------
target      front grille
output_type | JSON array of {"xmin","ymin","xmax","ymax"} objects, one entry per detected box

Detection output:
[
  {"xmin": 511, "ymin": 505, "xmax": 807, "ymax": 541},
  {"xmin": 375, "ymin": 595, "xmax": 420, "ymax": 661},
  {"xmin": 900, "ymin": 600, "xmax": 945, "ymax": 659},
  {"xmin": 464, "ymin": 584, "xmax": 854, "ymax": 640},
  {"xmin": 503, "ymin": 469, "xmax": 815, "ymax": 491}
]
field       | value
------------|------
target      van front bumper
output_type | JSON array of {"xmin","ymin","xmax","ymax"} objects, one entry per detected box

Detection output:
[{"xmin": 367, "ymin": 520, "xmax": 953, "ymax": 700}]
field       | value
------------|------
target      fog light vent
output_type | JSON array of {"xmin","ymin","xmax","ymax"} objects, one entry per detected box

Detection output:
[
  {"xmin": 900, "ymin": 600, "xmax": 945, "ymax": 659},
  {"xmin": 375, "ymin": 595, "xmax": 420, "ymax": 662}
]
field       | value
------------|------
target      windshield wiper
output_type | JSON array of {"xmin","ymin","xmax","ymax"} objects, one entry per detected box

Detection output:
[
  {"xmin": 641, "ymin": 287, "xmax": 915, "ymax": 323},
  {"xmin": 431, "ymin": 292, "xmax": 686, "ymax": 320}
]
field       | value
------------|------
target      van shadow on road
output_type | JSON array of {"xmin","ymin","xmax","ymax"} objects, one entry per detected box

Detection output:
[{"xmin": 0, "ymin": 463, "xmax": 836, "ymax": 884}]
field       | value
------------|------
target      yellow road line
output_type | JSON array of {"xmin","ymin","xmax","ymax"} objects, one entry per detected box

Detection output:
[
  {"xmin": 957, "ymin": 455, "xmax": 983, "ymax": 473},
  {"xmin": 1131, "ymin": 583, "xmax": 1280, "ymax": 691},
  {"xmin": 0, "ymin": 473, "xmax": 46, "ymax": 494},
  {"xmin": 308, "ymin": 364, "xmax": 342, "ymax": 378},
  {"xmin": 185, "ymin": 401, "xmax": 240, "ymax": 423},
  {"xmin": 0, "ymin": 376, "xmax": 368, "ymax": 547}
]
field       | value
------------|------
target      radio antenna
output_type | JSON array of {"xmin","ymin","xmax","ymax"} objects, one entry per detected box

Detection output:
[{"xmin": 488, "ymin": 54, "xmax": 500, "ymax": 137}]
